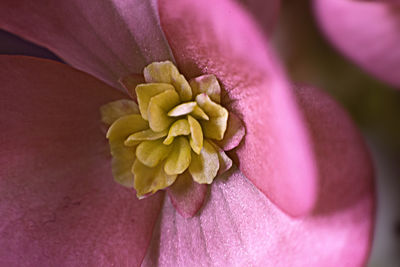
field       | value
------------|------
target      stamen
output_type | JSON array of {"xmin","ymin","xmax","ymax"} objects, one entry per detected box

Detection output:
[{"xmin": 101, "ymin": 61, "xmax": 243, "ymax": 198}]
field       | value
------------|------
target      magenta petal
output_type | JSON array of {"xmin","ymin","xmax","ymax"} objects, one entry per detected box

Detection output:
[
  {"xmin": 294, "ymin": 85, "xmax": 375, "ymax": 215},
  {"xmin": 143, "ymin": 86, "xmax": 374, "ymax": 265},
  {"xmin": 159, "ymin": 0, "xmax": 318, "ymax": 216},
  {"xmin": 314, "ymin": 0, "xmax": 400, "ymax": 88},
  {"xmin": 215, "ymin": 112, "xmax": 245, "ymax": 151},
  {"xmin": 0, "ymin": 56, "xmax": 163, "ymax": 265},
  {"xmin": 0, "ymin": 0, "xmax": 173, "ymax": 89},
  {"xmin": 237, "ymin": 0, "xmax": 281, "ymax": 36},
  {"xmin": 167, "ymin": 172, "xmax": 208, "ymax": 218},
  {"xmin": 143, "ymin": 166, "xmax": 374, "ymax": 266},
  {"xmin": 119, "ymin": 73, "xmax": 145, "ymax": 100}
]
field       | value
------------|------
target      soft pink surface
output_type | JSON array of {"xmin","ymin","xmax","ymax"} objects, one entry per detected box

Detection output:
[
  {"xmin": 0, "ymin": 0, "xmax": 173, "ymax": 89},
  {"xmin": 142, "ymin": 86, "xmax": 375, "ymax": 266},
  {"xmin": 167, "ymin": 172, "xmax": 208, "ymax": 218},
  {"xmin": 314, "ymin": 0, "xmax": 400, "ymax": 88},
  {"xmin": 159, "ymin": 0, "xmax": 318, "ymax": 216},
  {"xmin": 237, "ymin": 0, "xmax": 281, "ymax": 36},
  {"xmin": 0, "ymin": 56, "xmax": 163, "ymax": 266}
]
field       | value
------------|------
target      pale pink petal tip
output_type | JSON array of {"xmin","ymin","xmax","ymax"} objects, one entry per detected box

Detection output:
[
  {"xmin": 167, "ymin": 172, "xmax": 208, "ymax": 218},
  {"xmin": 216, "ymin": 112, "xmax": 245, "ymax": 151},
  {"xmin": 314, "ymin": 0, "xmax": 400, "ymax": 88}
]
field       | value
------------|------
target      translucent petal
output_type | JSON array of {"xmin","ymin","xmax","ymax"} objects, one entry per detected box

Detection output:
[
  {"xmin": 106, "ymin": 114, "xmax": 148, "ymax": 142},
  {"xmin": 189, "ymin": 74, "xmax": 221, "ymax": 103},
  {"xmin": 166, "ymin": 171, "xmax": 208, "ymax": 218},
  {"xmin": 144, "ymin": 61, "xmax": 192, "ymax": 101},
  {"xmin": 125, "ymin": 129, "xmax": 168, "ymax": 146},
  {"xmin": 187, "ymin": 115, "xmax": 203, "ymax": 154},
  {"xmin": 136, "ymin": 140, "xmax": 172, "ymax": 167},
  {"xmin": 136, "ymin": 83, "xmax": 175, "ymax": 120},
  {"xmin": 133, "ymin": 159, "xmax": 177, "ymax": 197},
  {"xmin": 109, "ymin": 139, "xmax": 135, "ymax": 187},
  {"xmin": 189, "ymin": 140, "xmax": 219, "ymax": 184},
  {"xmin": 167, "ymin": 101, "xmax": 197, "ymax": 117},
  {"xmin": 196, "ymin": 94, "xmax": 228, "ymax": 140},
  {"xmin": 148, "ymin": 89, "xmax": 180, "ymax": 132},
  {"xmin": 214, "ymin": 112, "xmax": 245, "ymax": 151},
  {"xmin": 100, "ymin": 99, "xmax": 140, "ymax": 126},
  {"xmin": 163, "ymin": 119, "xmax": 191, "ymax": 145},
  {"xmin": 164, "ymin": 137, "xmax": 191, "ymax": 175},
  {"xmin": 209, "ymin": 141, "xmax": 232, "ymax": 176}
]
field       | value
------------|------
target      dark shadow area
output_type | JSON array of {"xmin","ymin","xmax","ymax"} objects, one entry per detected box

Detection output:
[{"xmin": 0, "ymin": 29, "xmax": 62, "ymax": 62}]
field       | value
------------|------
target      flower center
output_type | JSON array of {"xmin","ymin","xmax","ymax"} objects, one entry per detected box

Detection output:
[{"xmin": 101, "ymin": 61, "xmax": 235, "ymax": 198}]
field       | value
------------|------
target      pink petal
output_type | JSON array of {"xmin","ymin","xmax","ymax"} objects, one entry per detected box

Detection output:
[
  {"xmin": 215, "ymin": 112, "xmax": 245, "ymax": 151},
  {"xmin": 0, "ymin": 0, "xmax": 174, "ymax": 89},
  {"xmin": 294, "ymin": 85, "xmax": 375, "ymax": 214},
  {"xmin": 314, "ymin": 0, "xmax": 400, "ymax": 88},
  {"xmin": 143, "ymin": 86, "xmax": 374, "ymax": 265},
  {"xmin": 167, "ymin": 172, "xmax": 208, "ymax": 218},
  {"xmin": 236, "ymin": 0, "xmax": 281, "ymax": 36},
  {"xmin": 0, "ymin": 56, "xmax": 163, "ymax": 265},
  {"xmin": 159, "ymin": 0, "xmax": 318, "ymax": 216},
  {"xmin": 143, "ymin": 166, "xmax": 374, "ymax": 266}
]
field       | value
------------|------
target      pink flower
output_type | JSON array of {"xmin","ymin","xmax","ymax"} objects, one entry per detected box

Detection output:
[
  {"xmin": 0, "ymin": 0, "xmax": 374, "ymax": 266},
  {"xmin": 314, "ymin": 0, "xmax": 400, "ymax": 88}
]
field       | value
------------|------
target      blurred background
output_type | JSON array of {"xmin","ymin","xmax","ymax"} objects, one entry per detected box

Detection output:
[
  {"xmin": 271, "ymin": 1, "xmax": 400, "ymax": 266},
  {"xmin": 0, "ymin": 0, "xmax": 399, "ymax": 266}
]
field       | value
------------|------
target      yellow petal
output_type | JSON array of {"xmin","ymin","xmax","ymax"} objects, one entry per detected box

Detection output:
[
  {"xmin": 209, "ymin": 141, "xmax": 233, "ymax": 176},
  {"xmin": 167, "ymin": 101, "xmax": 197, "ymax": 117},
  {"xmin": 100, "ymin": 99, "xmax": 140, "ymax": 126},
  {"xmin": 125, "ymin": 129, "xmax": 168, "ymax": 146},
  {"xmin": 136, "ymin": 139, "xmax": 172, "ymax": 167},
  {"xmin": 163, "ymin": 119, "xmax": 191, "ymax": 145},
  {"xmin": 143, "ymin": 61, "xmax": 192, "ymax": 101},
  {"xmin": 191, "ymin": 105, "xmax": 209, "ymax": 121},
  {"xmin": 164, "ymin": 137, "xmax": 191, "ymax": 175},
  {"xmin": 109, "ymin": 140, "xmax": 135, "ymax": 187},
  {"xmin": 148, "ymin": 89, "xmax": 180, "ymax": 132},
  {"xmin": 133, "ymin": 159, "xmax": 177, "ymax": 197},
  {"xmin": 189, "ymin": 74, "xmax": 221, "ymax": 103},
  {"xmin": 106, "ymin": 114, "xmax": 149, "ymax": 142},
  {"xmin": 189, "ymin": 140, "xmax": 219, "ymax": 184},
  {"xmin": 187, "ymin": 115, "xmax": 203, "ymax": 154},
  {"xmin": 196, "ymin": 94, "xmax": 229, "ymax": 140},
  {"xmin": 135, "ymin": 83, "xmax": 175, "ymax": 120}
]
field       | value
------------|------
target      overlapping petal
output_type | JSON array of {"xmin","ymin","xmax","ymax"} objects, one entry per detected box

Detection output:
[
  {"xmin": 314, "ymin": 0, "xmax": 400, "ymax": 88},
  {"xmin": 0, "ymin": 56, "xmax": 163, "ymax": 265},
  {"xmin": 166, "ymin": 171, "xmax": 208, "ymax": 218},
  {"xmin": 142, "ymin": 86, "xmax": 375, "ymax": 267},
  {"xmin": 0, "ymin": 0, "xmax": 174, "ymax": 89},
  {"xmin": 159, "ymin": 0, "xmax": 318, "ymax": 216}
]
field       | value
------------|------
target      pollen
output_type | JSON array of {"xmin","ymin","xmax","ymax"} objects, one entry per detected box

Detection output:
[{"xmin": 101, "ymin": 61, "xmax": 236, "ymax": 198}]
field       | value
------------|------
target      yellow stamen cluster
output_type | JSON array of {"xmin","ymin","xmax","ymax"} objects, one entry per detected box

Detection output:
[{"xmin": 101, "ymin": 61, "xmax": 233, "ymax": 198}]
